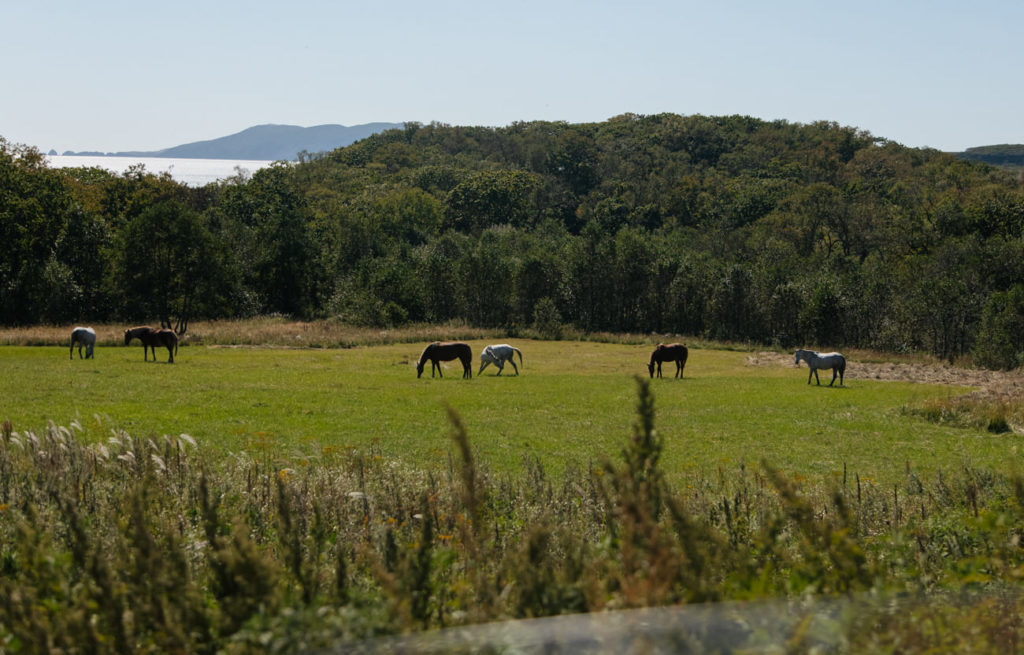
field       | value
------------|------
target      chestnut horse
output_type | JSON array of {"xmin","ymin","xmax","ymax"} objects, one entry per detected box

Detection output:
[
  {"xmin": 648, "ymin": 343, "xmax": 688, "ymax": 378},
  {"xmin": 124, "ymin": 326, "xmax": 178, "ymax": 363},
  {"xmin": 417, "ymin": 341, "xmax": 472, "ymax": 378}
]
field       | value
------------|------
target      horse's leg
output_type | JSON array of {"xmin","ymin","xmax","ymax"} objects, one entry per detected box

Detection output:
[
  {"xmin": 495, "ymin": 360, "xmax": 504, "ymax": 376},
  {"xmin": 808, "ymin": 368, "xmax": 814, "ymax": 385},
  {"xmin": 830, "ymin": 366, "xmax": 841, "ymax": 386},
  {"xmin": 675, "ymin": 360, "xmax": 682, "ymax": 378},
  {"xmin": 508, "ymin": 357, "xmax": 519, "ymax": 375},
  {"xmin": 167, "ymin": 344, "xmax": 174, "ymax": 363}
]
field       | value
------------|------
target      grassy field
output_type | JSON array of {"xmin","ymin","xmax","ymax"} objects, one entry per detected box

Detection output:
[
  {"xmin": 6, "ymin": 330, "xmax": 1024, "ymax": 652},
  {"xmin": 0, "ymin": 338, "xmax": 1007, "ymax": 487}
]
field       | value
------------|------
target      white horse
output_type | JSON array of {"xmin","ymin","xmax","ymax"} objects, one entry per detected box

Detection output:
[
  {"xmin": 70, "ymin": 327, "xmax": 96, "ymax": 360},
  {"xmin": 478, "ymin": 344, "xmax": 523, "ymax": 376},
  {"xmin": 795, "ymin": 349, "xmax": 845, "ymax": 386}
]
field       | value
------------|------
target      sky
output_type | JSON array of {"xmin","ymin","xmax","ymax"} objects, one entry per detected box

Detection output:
[{"xmin": 2, "ymin": 0, "xmax": 1021, "ymax": 154}]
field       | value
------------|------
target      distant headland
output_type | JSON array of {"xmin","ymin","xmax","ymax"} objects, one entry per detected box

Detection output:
[{"xmin": 58, "ymin": 122, "xmax": 404, "ymax": 161}]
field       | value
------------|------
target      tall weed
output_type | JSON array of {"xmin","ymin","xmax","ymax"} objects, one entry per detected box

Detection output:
[{"xmin": 3, "ymin": 390, "xmax": 1024, "ymax": 652}]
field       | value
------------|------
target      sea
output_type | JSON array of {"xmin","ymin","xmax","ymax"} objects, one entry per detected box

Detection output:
[{"xmin": 45, "ymin": 155, "xmax": 276, "ymax": 187}]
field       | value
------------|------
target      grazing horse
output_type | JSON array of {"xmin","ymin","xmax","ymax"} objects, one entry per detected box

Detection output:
[
  {"xmin": 478, "ymin": 344, "xmax": 523, "ymax": 376},
  {"xmin": 648, "ymin": 343, "xmax": 688, "ymax": 378},
  {"xmin": 795, "ymin": 349, "xmax": 845, "ymax": 386},
  {"xmin": 417, "ymin": 341, "xmax": 472, "ymax": 379},
  {"xmin": 70, "ymin": 326, "xmax": 96, "ymax": 360},
  {"xmin": 124, "ymin": 326, "xmax": 179, "ymax": 363}
]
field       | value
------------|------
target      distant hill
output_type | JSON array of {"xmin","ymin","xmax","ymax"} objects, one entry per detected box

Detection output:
[
  {"xmin": 63, "ymin": 123, "xmax": 404, "ymax": 161},
  {"xmin": 955, "ymin": 144, "xmax": 1024, "ymax": 170}
]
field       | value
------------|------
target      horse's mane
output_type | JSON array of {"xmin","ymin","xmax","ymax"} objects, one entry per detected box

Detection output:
[{"xmin": 418, "ymin": 342, "xmax": 438, "ymax": 364}]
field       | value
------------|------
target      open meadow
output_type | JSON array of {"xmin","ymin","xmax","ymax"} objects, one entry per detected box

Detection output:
[
  {"xmin": 2, "ymin": 333, "xmax": 1018, "ymax": 488},
  {"xmin": 5, "ymin": 326, "xmax": 1024, "ymax": 651}
]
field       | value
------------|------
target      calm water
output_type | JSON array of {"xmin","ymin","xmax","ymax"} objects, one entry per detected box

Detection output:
[{"xmin": 46, "ymin": 155, "xmax": 276, "ymax": 186}]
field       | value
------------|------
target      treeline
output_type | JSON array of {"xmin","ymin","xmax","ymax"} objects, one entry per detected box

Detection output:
[
  {"xmin": 3, "ymin": 114, "xmax": 1024, "ymax": 366},
  {"xmin": 960, "ymin": 144, "xmax": 1024, "ymax": 168}
]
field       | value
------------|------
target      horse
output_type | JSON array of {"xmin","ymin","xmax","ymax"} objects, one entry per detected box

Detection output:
[
  {"xmin": 124, "ymin": 326, "xmax": 179, "ymax": 363},
  {"xmin": 648, "ymin": 343, "xmax": 688, "ymax": 378},
  {"xmin": 794, "ymin": 349, "xmax": 845, "ymax": 386},
  {"xmin": 417, "ymin": 341, "xmax": 472, "ymax": 379},
  {"xmin": 70, "ymin": 326, "xmax": 96, "ymax": 360},
  {"xmin": 478, "ymin": 344, "xmax": 523, "ymax": 376}
]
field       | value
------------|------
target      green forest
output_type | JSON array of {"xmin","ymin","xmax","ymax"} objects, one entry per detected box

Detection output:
[{"xmin": 4, "ymin": 114, "xmax": 1024, "ymax": 367}]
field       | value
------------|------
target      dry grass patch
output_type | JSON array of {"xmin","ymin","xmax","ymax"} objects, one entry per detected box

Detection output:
[
  {"xmin": 748, "ymin": 350, "xmax": 1024, "ymax": 433},
  {"xmin": 0, "ymin": 319, "xmax": 508, "ymax": 349}
]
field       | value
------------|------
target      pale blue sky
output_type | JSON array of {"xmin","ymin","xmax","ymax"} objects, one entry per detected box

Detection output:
[{"xmin": 2, "ymin": 0, "xmax": 1021, "ymax": 154}]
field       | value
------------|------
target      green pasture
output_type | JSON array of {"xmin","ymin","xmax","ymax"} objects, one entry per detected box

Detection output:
[{"xmin": 1, "ymin": 341, "xmax": 1017, "ymax": 486}]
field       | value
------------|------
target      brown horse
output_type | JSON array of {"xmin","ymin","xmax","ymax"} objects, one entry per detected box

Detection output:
[
  {"xmin": 417, "ymin": 341, "xmax": 472, "ymax": 378},
  {"xmin": 648, "ymin": 343, "xmax": 688, "ymax": 378},
  {"xmin": 124, "ymin": 326, "xmax": 179, "ymax": 363}
]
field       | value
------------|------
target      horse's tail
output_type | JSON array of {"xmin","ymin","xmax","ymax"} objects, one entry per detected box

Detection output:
[{"xmin": 514, "ymin": 347, "xmax": 523, "ymax": 367}]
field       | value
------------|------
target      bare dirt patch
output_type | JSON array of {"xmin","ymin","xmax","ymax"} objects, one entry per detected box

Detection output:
[{"xmin": 747, "ymin": 351, "xmax": 1024, "ymax": 404}]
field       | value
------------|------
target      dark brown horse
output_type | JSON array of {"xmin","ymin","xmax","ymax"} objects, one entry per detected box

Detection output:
[
  {"xmin": 417, "ymin": 341, "xmax": 472, "ymax": 378},
  {"xmin": 124, "ymin": 326, "xmax": 179, "ymax": 363},
  {"xmin": 648, "ymin": 343, "xmax": 688, "ymax": 378}
]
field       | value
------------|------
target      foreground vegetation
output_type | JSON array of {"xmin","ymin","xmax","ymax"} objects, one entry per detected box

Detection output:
[
  {"xmin": 4, "ymin": 379, "xmax": 1024, "ymax": 653},
  {"xmin": 2, "ymin": 322, "xmax": 1024, "ymax": 651}
]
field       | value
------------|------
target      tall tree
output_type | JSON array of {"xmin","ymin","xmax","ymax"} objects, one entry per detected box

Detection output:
[{"xmin": 118, "ymin": 200, "xmax": 222, "ymax": 333}]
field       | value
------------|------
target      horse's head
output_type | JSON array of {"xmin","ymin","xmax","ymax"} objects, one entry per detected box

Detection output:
[
  {"xmin": 416, "ymin": 360, "xmax": 425, "ymax": 378},
  {"xmin": 647, "ymin": 361, "xmax": 655, "ymax": 378},
  {"xmin": 124, "ymin": 329, "xmax": 132, "ymax": 345},
  {"xmin": 794, "ymin": 349, "xmax": 808, "ymax": 365}
]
